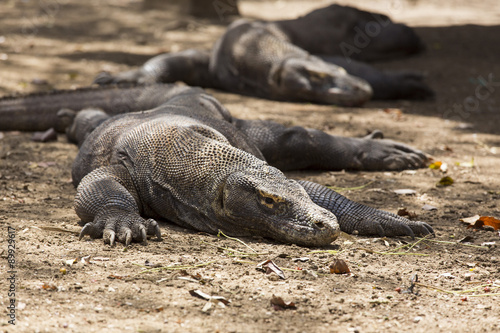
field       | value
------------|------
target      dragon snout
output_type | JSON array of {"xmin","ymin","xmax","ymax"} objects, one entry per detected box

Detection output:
[{"xmin": 313, "ymin": 220, "xmax": 326, "ymax": 229}]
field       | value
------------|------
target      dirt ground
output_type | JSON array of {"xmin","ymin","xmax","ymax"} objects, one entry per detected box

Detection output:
[{"xmin": 1, "ymin": 0, "xmax": 499, "ymax": 332}]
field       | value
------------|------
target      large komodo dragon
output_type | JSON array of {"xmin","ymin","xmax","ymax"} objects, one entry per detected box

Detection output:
[
  {"xmin": 0, "ymin": 84, "xmax": 433, "ymax": 246},
  {"xmin": 95, "ymin": 4, "xmax": 434, "ymax": 106}
]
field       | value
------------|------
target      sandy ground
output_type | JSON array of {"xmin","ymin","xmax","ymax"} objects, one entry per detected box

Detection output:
[{"xmin": 0, "ymin": 0, "xmax": 499, "ymax": 332}]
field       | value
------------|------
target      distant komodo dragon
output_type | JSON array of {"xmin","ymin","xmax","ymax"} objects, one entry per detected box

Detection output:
[
  {"xmin": 0, "ymin": 84, "xmax": 433, "ymax": 246},
  {"xmin": 95, "ymin": 4, "xmax": 434, "ymax": 106}
]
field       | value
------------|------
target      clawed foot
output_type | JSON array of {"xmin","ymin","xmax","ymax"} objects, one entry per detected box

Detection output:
[
  {"xmin": 79, "ymin": 217, "xmax": 162, "ymax": 246},
  {"xmin": 342, "ymin": 210, "xmax": 434, "ymax": 238},
  {"xmin": 351, "ymin": 134, "xmax": 428, "ymax": 170}
]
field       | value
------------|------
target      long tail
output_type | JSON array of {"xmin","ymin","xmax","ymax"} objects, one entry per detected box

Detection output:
[{"xmin": 0, "ymin": 83, "xmax": 191, "ymax": 132}]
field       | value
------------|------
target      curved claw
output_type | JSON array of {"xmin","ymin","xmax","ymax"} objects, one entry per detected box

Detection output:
[
  {"xmin": 103, "ymin": 229, "xmax": 116, "ymax": 246},
  {"xmin": 139, "ymin": 224, "xmax": 147, "ymax": 244},
  {"xmin": 124, "ymin": 229, "xmax": 132, "ymax": 247},
  {"xmin": 79, "ymin": 223, "xmax": 93, "ymax": 240},
  {"xmin": 424, "ymin": 223, "xmax": 435, "ymax": 235},
  {"xmin": 154, "ymin": 225, "xmax": 162, "ymax": 241},
  {"xmin": 402, "ymin": 223, "xmax": 415, "ymax": 239},
  {"xmin": 144, "ymin": 219, "xmax": 162, "ymax": 240},
  {"xmin": 411, "ymin": 221, "xmax": 435, "ymax": 237}
]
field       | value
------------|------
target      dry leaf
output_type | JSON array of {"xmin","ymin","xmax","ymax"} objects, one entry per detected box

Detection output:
[
  {"xmin": 256, "ymin": 260, "xmax": 286, "ymax": 279},
  {"xmin": 422, "ymin": 204, "xmax": 438, "ymax": 211},
  {"xmin": 437, "ymin": 176, "xmax": 454, "ymax": 187},
  {"xmin": 455, "ymin": 158, "xmax": 474, "ymax": 168},
  {"xmin": 270, "ymin": 295, "xmax": 297, "ymax": 311},
  {"xmin": 292, "ymin": 257, "xmax": 310, "ymax": 262},
  {"xmin": 189, "ymin": 289, "xmax": 230, "ymax": 305},
  {"xmin": 329, "ymin": 259, "xmax": 350, "ymax": 274},
  {"xmin": 394, "ymin": 189, "xmax": 416, "ymax": 195},
  {"xmin": 397, "ymin": 208, "xmax": 418, "ymax": 219},
  {"xmin": 41, "ymin": 283, "xmax": 57, "ymax": 291},
  {"xmin": 429, "ymin": 161, "xmax": 442, "ymax": 169},
  {"xmin": 461, "ymin": 215, "xmax": 500, "ymax": 230}
]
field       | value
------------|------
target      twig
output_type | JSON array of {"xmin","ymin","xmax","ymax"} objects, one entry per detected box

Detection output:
[
  {"xmin": 416, "ymin": 237, "xmax": 489, "ymax": 249},
  {"xmin": 307, "ymin": 249, "xmax": 344, "ymax": 255},
  {"xmin": 405, "ymin": 234, "xmax": 433, "ymax": 253},
  {"xmin": 217, "ymin": 230, "xmax": 258, "ymax": 253},
  {"xmin": 38, "ymin": 226, "xmax": 80, "ymax": 235},
  {"xmin": 327, "ymin": 181, "xmax": 374, "ymax": 192},
  {"xmin": 232, "ymin": 259, "xmax": 257, "ymax": 265},
  {"xmin": 136, "ymin": 260, "xmax": 216, "ymax": 274},
  {"xmin": 201, "ymin": 240, "xmax": 268, "ymax": 256}
]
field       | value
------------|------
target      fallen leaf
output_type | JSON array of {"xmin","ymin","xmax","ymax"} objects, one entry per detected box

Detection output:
[
  {"xmin": 329, "ymin": 259, "xmax": 350, "ymax": 274},
  {"xmin": 422, "ymin": 204, "xmax": 438, "ymax": 211},
  {"xmin": 256, "ymin": 260, "xmax": 286, "ymax": 279},
  {"xmin": 80, "ymin": 255, "xmax": 91, "ymax": 264},
  {"xmin": 429, "ymin": 161, "xmax": 442, "ymax": 169},
  {"xmin": 461, "ymin": 215, "xmax": 500, "ymax": 230},
  {"xmin": 270, "ymin": 295, "xmax": 297, "ymax": 311},
  {"xmin": 189, "ymin": 289, "xmax": 230, "ymax": 305},
  {"xmin": 429, "ymin": 161, "xmax": 448, "ymax": 172},
  {"xmin": 41, "ymin": 283, "xmax": 57, "ymax": 291},
  {"xmin": 189, "ymin": 289, "xmax": 211, "ymax": 301},
  {"xmin": 393, "ymin": 189, "xmax": 416, "ymax": 195},
  {"xmin": 437, "ymin": 176, "xmax": 454, "ymax": 187},
  {"xmin": 292, "ymin": 257, "xmax": 310, "ymax": 262},
  {"xmin": 397, "ymin": 208, "xmax": 417, "ymax": 219},
  {"xmin": 455, "ymin": 158, "xmax": 474, "ymax": 168},
  {"xmin": 64, "ymin": 258, "xmax": 77, "ymax": 267}
]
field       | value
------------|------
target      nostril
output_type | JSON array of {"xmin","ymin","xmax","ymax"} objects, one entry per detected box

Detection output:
[{"xmin": 314, "ymin": 221, "xmax": 325, "ymax": 229}]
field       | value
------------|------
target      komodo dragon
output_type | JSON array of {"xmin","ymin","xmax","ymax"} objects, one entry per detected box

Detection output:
[
  {"xmin": 0, "ymin": 84, "xmax": 433, "ymax": 246},
  {"xmin": 95, "ymin": 4, "xmax": 433, "ymax": 105}
]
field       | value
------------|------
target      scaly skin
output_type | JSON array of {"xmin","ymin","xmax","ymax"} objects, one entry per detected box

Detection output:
[
  {"xmin": 93, "ymin": 4, "xmax": 432, "ymax": 103},
  {"xmin": 67, "ymin": 86, "xmax": 432, "ymax": 246},
  {"xmin": 0, "ymin": 85, "xmax": 433, "ymax": 246}
]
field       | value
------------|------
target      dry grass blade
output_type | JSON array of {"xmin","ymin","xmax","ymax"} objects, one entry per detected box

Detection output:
[
  {"xmin": 38, "ymin": 226, "xmax": 80, "ymax": 235},
  {"xmin": 327, "ymin": 181, "xmax": 374, "ymax": 192},
  {"xmin": 135, "ymin": 260, "xmax": 217, "ymax": 274},
  {"xmin": 416, "ymin": 237, "xmax": 489, "ymax": 249},
  {"xmin": 201, "ymin": 240, "xmax": 269, "ymax": 256},
  {"xmin": 217, "ymin": 230, "xmax": 258, "ymax": 253}
]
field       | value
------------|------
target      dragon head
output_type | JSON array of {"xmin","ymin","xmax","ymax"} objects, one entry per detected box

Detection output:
[
  {"xmin": 270, "ymin": 57, "xmax": 373, "ymax": 106},
  {"xmin": 217, "ymin": 165, "xmax": 340, "ymax": 246}
]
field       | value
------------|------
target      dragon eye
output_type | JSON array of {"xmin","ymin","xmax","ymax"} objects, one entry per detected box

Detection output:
[{"xmin": 264, "ymin": 197, "xmax": 274, "ymax": 205}]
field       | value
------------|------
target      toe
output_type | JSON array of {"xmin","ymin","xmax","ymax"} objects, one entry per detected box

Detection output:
[
  {"xmin": 79, "ymin": 223, "xmax": 93, "ymax": 240},
  {"xmin": 103, "ymin": 229, "xmax": 116, "ymax": 246}
]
